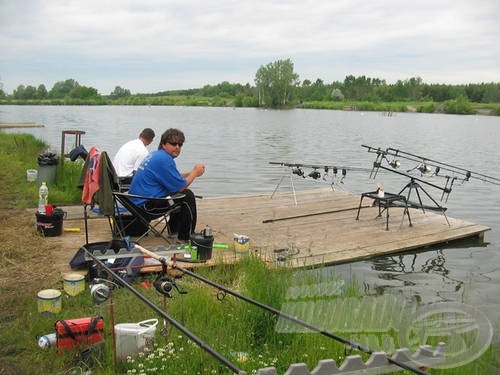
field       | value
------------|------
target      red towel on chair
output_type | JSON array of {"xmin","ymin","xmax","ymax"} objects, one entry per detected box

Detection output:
[{"xmin": 82, "ymin": 147, "xmax": 101, "ymax": 205}]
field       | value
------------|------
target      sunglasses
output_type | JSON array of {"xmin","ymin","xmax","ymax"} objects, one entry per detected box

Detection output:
[{"xmin": 168, "ymin": 142, "xmax": 183, "ymax": 147}]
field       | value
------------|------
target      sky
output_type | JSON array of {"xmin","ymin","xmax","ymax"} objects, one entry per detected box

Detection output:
[{"xmin": 1, "ymin": 0, "xmax": 499, "ymax": 95}]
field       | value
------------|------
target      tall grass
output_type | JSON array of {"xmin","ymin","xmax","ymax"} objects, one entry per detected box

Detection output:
[{"xmin": 11, "ymin": 256, "xmax": 359, "ymax": 374}]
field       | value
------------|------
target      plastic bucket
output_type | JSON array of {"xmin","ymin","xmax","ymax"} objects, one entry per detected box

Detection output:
[
  {"xmin": 26, "ymin": 169, "xmax": 38, "ymax": 182},
  {"xmin": 190, "ymin": 233, "xmax": 214, "ymax": 261},
  {"xmin": 36, "ymin": 209, "xmax": 65, "ymax": 237},
  {"xmin": 234, "ymin": 234, "xmax": 250, "ymax": 254},
  {"xmin": 63, "ymin": 273, "xmax": 85, "ymax": 296},
  {"xmin": 114, "ymin": 319, "xmax": 158, "ymax": 359},
  {"xmin": 37, "ymin": 289, "xmax": 62, "ymax": 316}
]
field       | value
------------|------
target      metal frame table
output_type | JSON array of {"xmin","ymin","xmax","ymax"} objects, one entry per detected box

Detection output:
[{"xmin": 355, "ymin": 191, "xmax": 412, "ymax": 230}]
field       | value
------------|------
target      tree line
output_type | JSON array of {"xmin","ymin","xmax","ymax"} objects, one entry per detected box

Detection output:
[{"xmin": 1, "ymin": 59, "xmax": 499, "ymax": 112}]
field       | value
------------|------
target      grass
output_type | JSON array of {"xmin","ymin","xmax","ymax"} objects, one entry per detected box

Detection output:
[
  {"xmin": 0, "ymin": 132, "xmax": 497, "ymax": 374},
  {"xmin": 0, "ymin": 132, "xmax": 83, "ymax": 210}
]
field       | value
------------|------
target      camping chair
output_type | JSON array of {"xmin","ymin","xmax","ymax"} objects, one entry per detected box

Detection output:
[
  {"xmin": 80, "ymin": 147, "xmax": 121, "ymax": 244},
  {"xmin": 112, "ymin": 191, "xmax": 185, "ymax": 243},
  {"xmin": 80, "ymin": 147, "xmax": 184, "ymax": 244}
]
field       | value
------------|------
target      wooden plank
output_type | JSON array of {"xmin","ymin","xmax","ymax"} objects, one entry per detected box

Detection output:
[{"xmin": 0, "ymin": 122, "xmax": 44, "ymax": 128}]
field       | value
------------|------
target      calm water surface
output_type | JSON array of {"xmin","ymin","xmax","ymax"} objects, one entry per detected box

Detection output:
[{"xmin": 2, "ymin": 105, "xmax": 499, "ymax": 342}]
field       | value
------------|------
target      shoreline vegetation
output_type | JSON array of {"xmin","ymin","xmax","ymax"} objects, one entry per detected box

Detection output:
[
  {"xmin": 1, "ymin": 96, "xmax": 499, "ymax": 116},
  {"xmin": 1, "ymin": 61, "xmax": 500, "ymax": 116}
]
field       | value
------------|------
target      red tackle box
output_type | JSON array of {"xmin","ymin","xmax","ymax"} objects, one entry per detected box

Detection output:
[{"xmin": 55, "ymin": 316, "xmax": 104, "ymax": 351}]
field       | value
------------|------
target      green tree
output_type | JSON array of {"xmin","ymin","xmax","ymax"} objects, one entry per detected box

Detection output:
[
  {"xmin": 37, "ymin": 84, "xmax": 48, "ymax": 99},
  {"xmin": 299, "ymin": 79, "xmax": 312, "ymax": 101},
  {"xmin": 24, "ymin": 85, "xmax": 37, "ymax": 99},
  {"xmin": 422, "ymin": 84, "xmax": 454, "ymax": 102},
  {"xmin": 13, "ymin": 85, "xmax": 26, "ymax": 99},
  {"xmin": 388, "ymin": 77, "xmax": 424, "ymax": 101},
  {"xmin": 310, "ymin": 78, "xmax": 329, "ymax": 100},
  {"xmin": 255, "ymin": 58, "xmax": 299, "ymax": 107},
  {"xmin": 331, "ymin": 88, "xmax": 344, "ymax": 101},
  {"xmin": 71, "ymin": 85, "xmax": 99, "ymax": 99},
  {"xmin": 13, "ymin": 84, "xmax": 39, "ymax": 99},
  {"xmin": 49, "ymin": 79, "xmax": 80, "ymax": 98},
  {"xmin": 343, "ymin": 75, "xmax": 382, "ymax": 101},
  {"xmin": 478, "ymin": 83, "xmax": 500, "ymax": 103},
  {"xmin": 0, "ymin": 78, "xmax": 5, "ymax": 98},
  {"xmin": 110, "ymin": 86, "xmax": 131, "ymax": 99}
]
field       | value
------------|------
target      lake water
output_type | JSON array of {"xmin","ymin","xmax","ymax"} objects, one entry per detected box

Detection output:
[{"xmin": 2, "ymin": 105, "xmax": 499, "ymax": 355}]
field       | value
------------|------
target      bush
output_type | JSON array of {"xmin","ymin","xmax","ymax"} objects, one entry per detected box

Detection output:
[
  {"xmin": 418, "ymin": 103, "xmax": 437, "ymax": 113},
  {"xmin": 444, "ymin": 95, "xmax": 475, "ymax": 114}
]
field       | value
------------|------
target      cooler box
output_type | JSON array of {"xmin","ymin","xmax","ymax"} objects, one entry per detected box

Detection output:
[{"xmin": 55, "ymin": 316, "xmax": 104, "ymax": 351}]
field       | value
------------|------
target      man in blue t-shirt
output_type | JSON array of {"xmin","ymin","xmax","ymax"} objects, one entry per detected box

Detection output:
[{"xmin": 129, "ymin": 128, "xmax": 205, "ymax": 242}]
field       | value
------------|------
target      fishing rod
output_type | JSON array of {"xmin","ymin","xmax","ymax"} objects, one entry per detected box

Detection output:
[
  {"xmin": 377, "ymin": 165, "xmax": 452, "ymax": 194},
  {"xmin": 270, "ymin": 161, "xmax": 371, "ymax": 178},
  {"xmin": 262, "ymin": 205, "xmax": 372, "ymax": 223},
  {"xmin": 386, "ymin": 147, "xmax": 500, "ymax": 185},
  {"xmin": 134, "ymin": 245, "xmax": 430, "ymax": 375},
  {"xmin": 362, "ymin": 144, "xmax": 500, "ymax": 185},
  {"xmin": 269, "ymin": 161, "xmax": 371, "ymax": 198},
  {"xmin": 82, "ymin": 245, "xmax": 245, "ymax": 375}
]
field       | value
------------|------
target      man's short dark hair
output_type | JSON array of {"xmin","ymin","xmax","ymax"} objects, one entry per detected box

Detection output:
[
  {"xmin": 140, "ymin": 128, "xmax": 155, "ymax": 142},
  {"xmin": 159, "ymin": 128, "xmax": 185, "ymax": 149}
]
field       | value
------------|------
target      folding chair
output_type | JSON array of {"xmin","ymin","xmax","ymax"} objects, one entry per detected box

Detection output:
[
  {"xmin": 80, "ymin": 148, "xmax": 121, "ymax": 244},
  {"xmin": 80, "ymin": 148, "xmax": 184, "ymax": 245},
  {"xmin": 112, "ymin": 191, "xmax": 185, "ymax": 243}
]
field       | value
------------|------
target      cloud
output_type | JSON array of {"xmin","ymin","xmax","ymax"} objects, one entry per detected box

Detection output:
[{"xmin": 1, "ymin": 0, "xmax": 499, "ymax": 93}]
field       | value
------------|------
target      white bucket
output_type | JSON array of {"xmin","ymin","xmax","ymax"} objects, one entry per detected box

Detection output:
[
  {"xmin": 114, "ymin": 319, "xmax": 158, "ymax": 359},
  {"xmin": 26, "ymin": 169, "xmax": 38, "ymax": 182},
  {"xmin": 63, "ymin": 273, "xmax": 85, "ymax": 296}
]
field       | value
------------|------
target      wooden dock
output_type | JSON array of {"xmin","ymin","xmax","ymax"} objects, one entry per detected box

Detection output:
[
  {"xmin": 60, "ymin": 188, "xmax": 490, "ymax": 271},
  {"xmin": 0, "ymin": 122, "xmax": 44, "ymax": 128}
]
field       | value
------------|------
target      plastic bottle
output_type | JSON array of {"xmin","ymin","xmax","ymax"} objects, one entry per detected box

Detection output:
[{"xmin": 38, "ymin": 181, "xmax": 49, "ymax": 214}]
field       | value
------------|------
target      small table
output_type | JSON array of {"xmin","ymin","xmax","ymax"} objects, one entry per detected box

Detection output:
[
  {"xmin": 60, "ymin": 130, "xmax": 86, "ymax": 163},
  {"xmin": 355, "ymin": 191, "xmax": 412, "ymax": 230}
]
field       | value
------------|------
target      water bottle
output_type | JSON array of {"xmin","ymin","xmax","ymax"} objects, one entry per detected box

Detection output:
[{"xmin": 38, "ymin": 182, "xmax": 49, "ymax": 214}]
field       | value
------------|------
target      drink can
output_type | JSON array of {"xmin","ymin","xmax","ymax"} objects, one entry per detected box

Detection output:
[{"xmin": 38, "ymin": 333, "xmax": 57, "ymax": 349}]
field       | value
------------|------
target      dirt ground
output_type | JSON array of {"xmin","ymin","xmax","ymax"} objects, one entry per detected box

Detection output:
[{"xmin": 0, "ymin": 207, "xmax": 114, "ymax": 321}]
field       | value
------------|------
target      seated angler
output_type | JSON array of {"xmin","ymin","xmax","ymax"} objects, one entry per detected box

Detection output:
[
  {"xmin": 128, "ymin": 128, "xmax": 206, "ymax": 242},
  {"xmin": 113, "ymin": 128, "xmax": 156, "ymax": 185}
]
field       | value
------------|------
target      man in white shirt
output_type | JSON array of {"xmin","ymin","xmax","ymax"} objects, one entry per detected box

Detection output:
[{"xmin": 113, "ymin": 128, "xmax": 155, "ymax": 178}]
